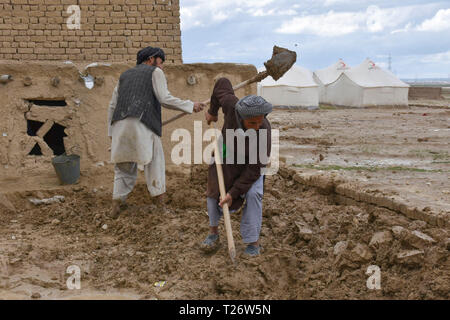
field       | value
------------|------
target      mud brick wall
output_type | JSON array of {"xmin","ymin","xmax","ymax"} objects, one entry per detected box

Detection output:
[
  {"xmin": 0, "ymin": 0, "xmax": 182, "ymax": 64},
  {"xmin": 0, "ymin": 61, "xmax": 257, "ymax": 176},
  {"xmin": 409, "ymin": 86, "xmax": 442, "ymax": 100}
]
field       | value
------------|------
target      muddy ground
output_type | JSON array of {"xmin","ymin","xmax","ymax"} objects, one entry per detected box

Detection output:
[
  {"xmin": 0, "ymin": 165, "xmax": 448, "ymax": 300},
  {"xmin": 0, "ymin": 105, "xmax": 449, "ymax": 300},
  {"xmin": 272, "ymin": 106, "xmax": 450, "ymax": 217}
]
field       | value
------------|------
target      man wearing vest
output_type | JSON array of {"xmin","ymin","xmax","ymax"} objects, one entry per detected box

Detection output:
[{"xmin": 107, "ymin": 46, "xmax": 205, "ymax": 219}]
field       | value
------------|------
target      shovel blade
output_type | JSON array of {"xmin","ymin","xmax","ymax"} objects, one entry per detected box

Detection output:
[{"xmin": 263, "ymin": 46, "xmax": 297, "ymax": 81}]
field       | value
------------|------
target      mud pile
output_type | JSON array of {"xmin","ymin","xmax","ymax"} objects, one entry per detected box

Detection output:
[{"xmin": 0, "ymin": 167, "xmax": 448, "ymax": 299}]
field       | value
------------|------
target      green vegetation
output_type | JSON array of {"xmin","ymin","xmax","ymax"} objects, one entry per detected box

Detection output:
[
  {"xmin": 408, "ymin": 149, "xmax": 431, "ymax": 159},
  {"xmin": 319, "ymin": 104, "xmax": 337, "ymax": 110},
  {"xmin": 360, "ymin": 145, "xmax": 381, "ymax": 154},
  {"xmin": 431, "ymin": 151, "xmax": 449, "ymax": 161},
  {"xmin": 408, "ymin": 150, "xmax": 449, "ymax": 161}
]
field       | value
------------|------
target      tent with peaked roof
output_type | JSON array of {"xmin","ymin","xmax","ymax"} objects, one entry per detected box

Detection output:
[
  {"xmin": 313, "ymin": 59, "xmax": 350, "ymax": 104},
  {"xmin": 325, "ymin": 59, "xmax": 409, "ymax": 107},
  {"xmin": 257, "ymin": 64, "xmax": 319, "ymax": 109}
]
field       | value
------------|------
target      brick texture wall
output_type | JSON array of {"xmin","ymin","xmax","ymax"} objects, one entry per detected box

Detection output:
[{"xmin": 0, "ymin": 0, "xmax": 183, "ymax": 64}]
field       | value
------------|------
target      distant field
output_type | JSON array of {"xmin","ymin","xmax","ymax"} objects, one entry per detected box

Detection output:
[
  {"xmin": 408, "ymin": 84, "xmax": 450, "ymax": 88},
  {"xmin": 403, "ymin": 78, "xmax": 450, "ymax": 87}
]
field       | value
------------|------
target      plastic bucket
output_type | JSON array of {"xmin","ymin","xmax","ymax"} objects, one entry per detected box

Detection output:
[{"xmin": 52, "ymin": 154, "xmax": 80, "ymax": 185}]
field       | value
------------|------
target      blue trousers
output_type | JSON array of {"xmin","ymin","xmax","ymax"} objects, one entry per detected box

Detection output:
[{"xmin": 207, "ymin": 175, "xmax": 264, "ymax": 243}]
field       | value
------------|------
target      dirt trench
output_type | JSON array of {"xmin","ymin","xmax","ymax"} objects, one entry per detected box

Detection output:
[{"xmin": 0, "ymin": 166, "xmax": 448, "ymax": 300}]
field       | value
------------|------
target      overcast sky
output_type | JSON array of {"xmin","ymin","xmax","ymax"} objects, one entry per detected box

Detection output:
[{"xmin": 179, "ymin": 0, "xmax": 450, "ymax": 79}]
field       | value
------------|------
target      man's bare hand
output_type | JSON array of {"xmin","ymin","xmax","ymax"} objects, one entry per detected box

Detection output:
[
  {"xmin": 193, "ymin": 102, "xmax": 206, "ymax": 113},
  {"xmin": 205, "ymin": 111, "xmax": 218, "ymax": 125},
  {"xmin": 219, "ymin": 193, "xmax": 233, "ymax": 208}
]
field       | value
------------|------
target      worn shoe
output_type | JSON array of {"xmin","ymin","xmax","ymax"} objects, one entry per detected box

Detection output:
[
  {"xmin": 201, "ymin": 234, "xmax": 220, "ymax": 252},
  {"xmin": 108, "ymin": 199, "xmax": 126, "ymax": 219},
  {"xmin": 244, "ymin": 244, "xmax": 262, "ymax": 257}
]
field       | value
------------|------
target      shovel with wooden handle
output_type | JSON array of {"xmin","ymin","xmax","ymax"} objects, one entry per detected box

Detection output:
[
  {"xmin": 162, "ymin": 46, "xmax": 297, "ymax": 127},
  {"xmin": 211, "ymin": 121, "xmax": 236, "ymax": 263}
]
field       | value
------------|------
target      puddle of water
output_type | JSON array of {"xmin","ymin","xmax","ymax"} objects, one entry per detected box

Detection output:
[
  {"xmin": 62, "ymin": 292, "xmax": 142, "ymax": 300},
  {"xmin": 283, "ymin": 150, "xmax": 437, "ymax": 169},
  {"xmin": 361, "ymin": 159, "xmax": 415, "ymax": 167},
  {"xmin": 280, "ymin": 144, "xmax": 316, "ymax": 150}
]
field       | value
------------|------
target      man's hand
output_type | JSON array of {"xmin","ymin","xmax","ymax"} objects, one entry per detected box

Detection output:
[
  {"xmin": 205, "ymin": 111, "xmax": 218, "ymax": 125},
  {"xmin": 219, "ymin": 193, "xmax": 233, "ymax": 208},
  {"xmin": 193, "ymin": 102, "xmax": 206, "ymax": 113}
]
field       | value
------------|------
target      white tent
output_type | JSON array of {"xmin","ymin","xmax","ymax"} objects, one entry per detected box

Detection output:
[
  {"xmin": 257, "ymin": 64, "xmax": 319, "ymax": 109},
  {"xmin": 313, "ymin": 59, "xmax": 350, "ymax": 104},
  {"xmin": 325, "ymin": 59, "xmax": 409, "ymax": 108}
]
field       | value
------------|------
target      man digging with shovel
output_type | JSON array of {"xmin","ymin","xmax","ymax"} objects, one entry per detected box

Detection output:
[
  {"xmin": 200, "ymin": 78, "xmax": 273, "ymax": 257},
  {"xmin": 107, "ymin": 46, "xmax": 206, "ymax": 219},
  {"xmin": 160, "ymin": 45, "xmax": 296, "ymax": 260}
]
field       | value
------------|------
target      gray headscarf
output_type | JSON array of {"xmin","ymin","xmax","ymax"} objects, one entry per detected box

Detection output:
[{"xmin": 235, "ymin": 95, "xmax": 273, "ymax": 120}]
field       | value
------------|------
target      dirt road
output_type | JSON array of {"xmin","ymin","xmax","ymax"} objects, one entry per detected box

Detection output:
[{"xmin": 271, "ymin": 106, "xmax": 450, "ymax": 218}]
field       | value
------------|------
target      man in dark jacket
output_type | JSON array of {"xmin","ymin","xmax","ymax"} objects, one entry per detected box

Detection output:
[{"xmin": 201, "ymin": 78, "xmax": 273, "ymax": 256}]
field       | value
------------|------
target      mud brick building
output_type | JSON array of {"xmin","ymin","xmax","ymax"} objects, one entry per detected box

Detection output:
[
  {"xmin": 0, "ymin": 0, "xmax": 183, "ymax": 63},
  {"xmin": 0, "ymin": 0, "xmax": 258, "ymax": 179}
]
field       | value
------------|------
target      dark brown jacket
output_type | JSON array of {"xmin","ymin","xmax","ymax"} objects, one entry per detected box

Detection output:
[{"xmin": 206, "ymin": 78, "xmax": 271, "ymax": 211}]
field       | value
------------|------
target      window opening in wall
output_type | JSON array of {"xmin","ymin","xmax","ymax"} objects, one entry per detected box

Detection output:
[
  {"xmin": 26, "ymin": 99, "xmax": 67, "ymax": 107},
  {"xmin": 44, "ymin": 123, "xmax": 67, "ymax": 156},
  {"xmin": 27, "ymin": 120, "xmax": 44, "ymax": 156},
  {"xmin": 26, "ymin": 120, "xmax": 67, "ymax": 156}
]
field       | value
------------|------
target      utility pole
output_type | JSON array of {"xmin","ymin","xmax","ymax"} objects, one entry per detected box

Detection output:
[{"xmin": 388, "ymin": 53, "xmax": 392, "ymax": 72}]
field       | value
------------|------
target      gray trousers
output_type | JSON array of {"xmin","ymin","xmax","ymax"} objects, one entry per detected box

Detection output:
[
  {"xmin": 207, "ymin": 175, "xmax": 264, "ymax": 244},
  {"xmin": 113, "ymin": 161, "xmax": 165, "ymax": 202}
]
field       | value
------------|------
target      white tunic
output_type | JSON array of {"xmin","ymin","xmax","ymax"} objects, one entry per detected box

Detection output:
[{"xmin": 107, "ymin": 67, "xmax": 194, "ymax": 166}]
